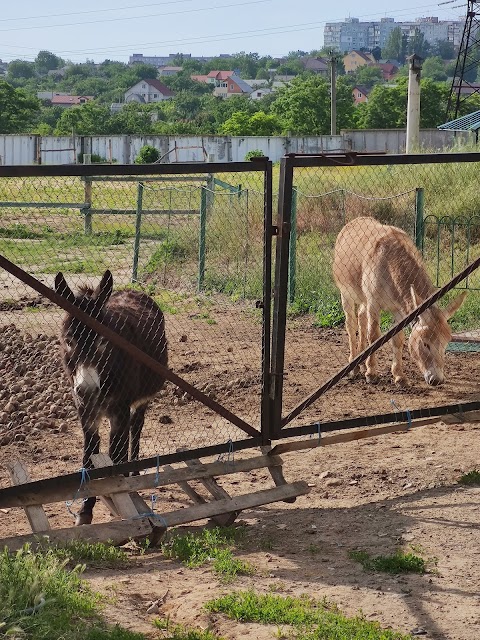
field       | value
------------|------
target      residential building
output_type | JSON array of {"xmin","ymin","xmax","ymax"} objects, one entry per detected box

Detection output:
[
  {"xmin": 343, "ymin": 50, "xmax": 375, "ymax": 73},
  {"xmin": 376, "ymin": 62, "xmax": 398, "ymax": 81},
  {"xmin": 301, "ymin": 57, "xmax": 330, "ymax": 76},
  {"xmin": 213, "ymin": 75, "xmax": 252, "ymax": 98},
  {"xmin": 250, "ymin": 87, "xmax": 273, "ymax": 100},
  {"xmin": 38, "ymin": 93, "xmax": 94, "ymax": 107},
  {"xmin": 124, "ymin": 79, "xmax": 175, "ymax": 103},
  {"xmin": 191, "ymin": 70, "xmax": 252, "ymax": 98},
  {"xmin": 325, "ymin": 15, "xmax": 465, "ymax": 52},
  {"xmin": 158, "ymin": 66, "xmax": 183, "ymax": 76},
  {"xmin": 352, "ymin": 85, "xmax": 370, "ymax": 105},
  {"xmin": 129, "ymin": 53, "xmax": 232, "ymax": 68}
]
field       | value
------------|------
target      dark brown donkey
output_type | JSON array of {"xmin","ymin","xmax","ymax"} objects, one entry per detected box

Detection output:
[{"xmin": 55, "ymin": 270, "xmax": 168, "ymax": 525}]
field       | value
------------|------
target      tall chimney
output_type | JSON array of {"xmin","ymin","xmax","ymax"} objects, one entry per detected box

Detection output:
[{"xmin": 406, "ymin": 54, "xmax": 424, "ymax": 153}]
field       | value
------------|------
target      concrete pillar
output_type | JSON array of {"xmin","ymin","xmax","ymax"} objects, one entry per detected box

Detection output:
[{"xmin": 406, "ymin": 54, "xmax": 423, "ymax": 154}]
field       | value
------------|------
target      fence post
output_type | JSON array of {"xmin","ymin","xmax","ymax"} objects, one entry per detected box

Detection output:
[
  {"xmin": 198, "ymin": 186, "xmax": 207, "ymax": 291},
  {"xmin": 288, "ymin": 186, "xmax": 298, "ymax": 303},
  {"xmin": 83, "ymin": 154, "xmax": 92, "ymax": 236},
  {"xmin": 131, "ymin": 182, "xmax": 144, "ymax": 283},
  {"xmin": 270, "ymin": 157, "xmax": 294, "ymax": 439},
  {"xmin": 206, "ymin": 173, "xmax": 214, "ymax": 209},
  {"xmin": 415, "ymin": 187, "xmax": 424, "ymax": 252}
]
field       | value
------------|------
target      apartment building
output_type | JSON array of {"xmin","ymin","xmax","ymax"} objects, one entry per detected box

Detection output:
[{"xmin": 324, "ymin": 15, "xmax": 465, "ymax": 53}]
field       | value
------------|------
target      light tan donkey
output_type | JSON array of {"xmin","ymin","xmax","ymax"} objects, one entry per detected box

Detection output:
[{"xmin": 333, "ymin": 217, "xmax": 466, "ymax": 386}]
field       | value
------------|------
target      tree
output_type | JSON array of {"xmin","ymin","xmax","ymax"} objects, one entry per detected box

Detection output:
[
  {"xmin": 422, "ymin": 57, "xmax": 448, "ymax": 82},
  {"xmin": 431, "ymin": 39, "xmax": 455, "ymax": 61},
  {"xmin": 247, "ymin": 111, "xmax": 282, "ymax": 135},
  {"xmin": 7, "ymin": 60, "xmax": 36, "ymax": 81},
  {"xmin": 407, "ymin": 28, "xmax": 430, "ymax": 58},
  {"xmin": 358, "ymin": 78, "xmax": 448, "ymax": 129},
  {"xmin": 220, "ymin": 111, "xmax": 252, "ymax": 135},
  {"xmin": 54, "ymin": 101, "xmax": 114, "ymax": 135},
  {"xmin": 382, "ymin": 27, "xmax": 407, "ymax": 64},
  {"xmin": 35, "ymin": 51, "xmax": 64, "ymax": 75},
  {"xmin": 354, "ymin": 65, "xmax": 384, "ymax": 88},
  {"xmin": 371, "ymin": 46, "xmax": 382, "ymax": 62},
  {"xmin": 0, "ymin": 80, "xmax": 39, "ymax": 132},
  {"xmin": 271, "ymin": 75, "xmax": 331, "ymax": 134}
]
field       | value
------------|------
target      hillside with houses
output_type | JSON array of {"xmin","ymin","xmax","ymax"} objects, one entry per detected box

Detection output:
[{"xmin": 0, "ymin": 15, "xmax": 478, "ymax": 139}]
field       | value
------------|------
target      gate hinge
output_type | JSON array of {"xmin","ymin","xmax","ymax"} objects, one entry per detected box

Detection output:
[{"xmin": 270, "ymin": 225, "xmax": 279, "ymax": 236}]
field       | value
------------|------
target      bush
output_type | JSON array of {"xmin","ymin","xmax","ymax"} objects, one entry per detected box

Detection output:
[
  {"xmin": 135, "ymin": 145, "xmax": 160, "ymax": 164},
  {"xmin": 244, "ymin": 149, "xmax": 265, "ymax": 161}
]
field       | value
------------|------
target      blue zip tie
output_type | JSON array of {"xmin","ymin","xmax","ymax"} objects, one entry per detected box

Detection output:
[
  {"xmin": 65, "ymin": 467, "xmax": 91, "ymax": 519},
  {"xmin": 406, "ymin": 409, "xmax": 412, "ymax": 429},
  {"xmin": 218, "ymin": 439, "xmax": 234, "ymax": 464},
  {"xmin": 391, "ymin": 399, "xmax": 412, "ymax": 430}
]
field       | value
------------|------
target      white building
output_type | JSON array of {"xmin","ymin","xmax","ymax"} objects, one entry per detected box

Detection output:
[{"xmin": 124, "ymin": 79, "xmax": 175, "ymax": 104}]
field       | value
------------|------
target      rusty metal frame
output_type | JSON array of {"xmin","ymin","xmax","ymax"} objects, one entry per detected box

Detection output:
[
  {"xmin": 0, "ymin": 158, "xmax": 273, "ymax": 450},
  {"xmin": 270, "ymin": 152, "xmax": 480, "ymax": 437}
]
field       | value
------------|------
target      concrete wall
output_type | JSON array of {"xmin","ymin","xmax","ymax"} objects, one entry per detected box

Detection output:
[{"xmin": 0, "ymin": 130, "xmax": 472, "ymax": 166}]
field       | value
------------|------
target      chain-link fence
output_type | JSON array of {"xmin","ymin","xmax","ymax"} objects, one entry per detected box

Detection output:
[
  {"xmin": 0, "ymin": 162, "xmax": 270, "ymax": 501},
  {"xmin": 272, "ymin": 153, "xmax": 480, "ymax": 436}
]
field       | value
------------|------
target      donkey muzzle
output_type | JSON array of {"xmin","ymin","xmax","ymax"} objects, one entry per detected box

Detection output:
[{"xmin": 74, "ymin": 365, "xmax": 101, "ymax": 399}]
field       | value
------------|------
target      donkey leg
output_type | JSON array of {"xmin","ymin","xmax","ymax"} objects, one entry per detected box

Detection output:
[
  {"xmin": 341, "ymin": 294, "xmax": 360, "ymax": 378},
  {"xmin": 391, "ymin": 315, "xmax": 406, "ymax": 386},
  {"xmin": 76, "ymin": 407, "xmax": 101, "ymax": 526},
  {"xmin": 357, "ymin": 303, "xmax": 368, "ymax": 373},
  {"xmin": 365, "ymin": 303, "xmax": 381, "ymax": 384},
  {"xmin": 108, "ymin": 403, "xmax": 131, "ymax": 466},
  {"xmin": 130, "ymin": 404, "xmax": 147, "ymax": 468}
]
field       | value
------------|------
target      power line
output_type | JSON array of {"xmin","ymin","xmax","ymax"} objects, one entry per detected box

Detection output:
[
  {"xmin": 0, "ymin": 1, "xmax": 196, "ymax": 23},
  {"xmin": 0, "ymin": 0, "xmax": 274, "ymax": 33},
  {"xmin": 0, "ymin": 1, "xmax": 465, "ymax": 60}
]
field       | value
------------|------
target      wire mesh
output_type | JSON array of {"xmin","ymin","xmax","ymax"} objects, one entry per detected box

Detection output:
[
  {"xmin": 280, "ymin": 157, "xmax": 480, "ymax": 430},
  {"xmin": 0, "ymin": 167, "xmax": 267, "ymax": 490}
]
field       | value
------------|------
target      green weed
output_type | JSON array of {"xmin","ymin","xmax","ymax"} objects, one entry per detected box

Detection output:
[
  {"xmin": 161, "ymin": 527, "xmax": 254, "ymax": 582},
  {"xmin": 459, "ymin": 469, "xmax": 480, "ymax": 485},
  {"xmin": 47, "ymin": 540, "xmax": 129, "ymax": 568},
  {"xmin": 206, "ymin": 591, "xmax": 411, "ymax": 639},
  {"xmin": 153, "ymin": 617, "xmax": 223, "ymax": 639},
  {"xmin": 349, "ymin": 549, "xmax": 426, "ymax": 575}
]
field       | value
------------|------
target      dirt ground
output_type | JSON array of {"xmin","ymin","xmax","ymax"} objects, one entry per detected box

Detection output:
[{"xmin": 0, "ymin": 299, "xmax": 480, "ymax": 640}]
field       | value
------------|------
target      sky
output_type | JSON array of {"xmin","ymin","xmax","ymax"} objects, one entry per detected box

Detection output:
[{"xmin": 0, "ymin": 0, "xmax": 467, "ymax": 64}]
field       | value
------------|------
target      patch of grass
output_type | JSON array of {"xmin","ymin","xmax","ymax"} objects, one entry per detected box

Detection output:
[
  {"xmin": 0, "ymin": 223, "xmax": 46, "ymax": 239},
  {"xmin": 459, "ymin": 469, "xmax": 480, "ymax": 485},
  {"xmin": 206, "ymin": 591, "xmax": 411, "ymax": 639},
  {"xmin": 153, "ymin": 618, "xmax": 223, "ymax": 639},
  {"xmin": 349, "ymin": 549, "xmax": 426, "ymax": 575},
  {"xmin": 47, "ymin": 540, "xmax": 130, "ymax": 569},
  {"xmin": 161, "ymin": 527, "xmax": 254, "ymax": 582}
]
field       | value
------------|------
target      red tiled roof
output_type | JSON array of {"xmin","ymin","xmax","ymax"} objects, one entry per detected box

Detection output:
[
  {"xmin": 207, "ymin": 70, "xmax": 233, "ymax": 80},
  {"xmin": 143, "ymin": 79, "xmax": 175, "ymax": 96},
  {"xmin": 51, "ymin": 95, "xmax": 94, "ymax": 105},
  {"xmin": 191, "ymin": 74, "xmax": 209, "ymax": 83}
]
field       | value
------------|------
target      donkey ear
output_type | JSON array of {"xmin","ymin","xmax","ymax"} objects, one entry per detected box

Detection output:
[
  {"xmin": 94, "ymin": 270, "xmax": 113, "ymax": 307},
  {"xmin": 54, "ymin": 272, "xmax": 75, "ymax": 304},
  {"xmin": 410, "ymin": 285, "xmax": 421, "ymax": 309},
  {"xmin": 444, "ymin": 291, "xmax": 467, "ymax": 320}
]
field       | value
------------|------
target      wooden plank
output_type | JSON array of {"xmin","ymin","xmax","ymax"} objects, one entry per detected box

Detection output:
[
  {"xmin": 2, "ymin": 455, "xmax": 280, "ymax": 509},
  {"xmin": 160, "ymin": 481, "xmax": 310, "ymax": 528},
  {"xmin": 270, "ymin": 416, "xmax": 446, "ymax": 456},
  {"xmin": 261, "ymin": 446, "xmax": 296, "ymax": 504},
  {"xmin": 164, "ymin": 464, "xmax": 207, "ymax": 505},
  {"xmin": 184, "ymin": 459, "xmax": 238, "ymax": 527},
  {"xmin": 7, "ymin": 462, "xmax": 50, "ymax": 533},
  {"xmin": 91, "ymin": 454, "xmax": 140, "ymax": 520},
  {"xmin": 0, "ymin": 517, "xmax": 155, "ymax": 553}
]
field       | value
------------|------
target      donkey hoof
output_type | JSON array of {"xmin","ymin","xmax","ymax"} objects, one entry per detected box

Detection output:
[
  {"xmin": 75, "ymin": 512, "xmax": 93, "ymax": 526},
  {"xmin": 365, "ymin": 373, "xmax": 379, "ymax": 384},
  {"xmin": 348, "ymin": 367, "xmax": 361, "ymax": 380},
  {"xmin": 394, "ymin": 376, "xmax": 408, "ymax": 387}
]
